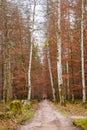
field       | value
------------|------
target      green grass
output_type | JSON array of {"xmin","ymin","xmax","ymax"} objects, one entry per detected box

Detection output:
[
  {"xmin": 0, "ymin": 100, "xmax": 38, "ymax": 130},
  {"xmin": 74, "ymin": 119, "xmax": 87, "ymax": 130},
  {"xmin": 16, "ymin": 108, "xmax": 35, "ymax": 124}
]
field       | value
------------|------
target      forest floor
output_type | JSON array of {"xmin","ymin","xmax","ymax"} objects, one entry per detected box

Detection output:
[
  {"xmin": 56, "ymin": 101, "xmax": 87, "ymax": 130},
  {"xmin": 56, "ymin": 101, "xmax": 87, "ymax": 117},
  {"xmin": 16, "ymin": 100, "xmax": 83, "ymax": 130},
  {"xmin": 0, "ymin": 101, "xmax": 37, "ymax": 130}
]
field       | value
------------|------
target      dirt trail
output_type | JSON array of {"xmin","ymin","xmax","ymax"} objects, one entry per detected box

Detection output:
[{"xmin": 16, "ymin": 100, "xmax": 82, "ymax": 130}]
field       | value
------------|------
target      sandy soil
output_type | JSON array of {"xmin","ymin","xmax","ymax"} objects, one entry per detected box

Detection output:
[{"xmin": 16, "ymin": 100, "xmax": 82, "ymax": 130}]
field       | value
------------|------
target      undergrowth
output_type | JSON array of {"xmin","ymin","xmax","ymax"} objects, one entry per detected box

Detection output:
[{"xmin": 0, "ymin": 100, "xmax": 37, "ymax": 130}]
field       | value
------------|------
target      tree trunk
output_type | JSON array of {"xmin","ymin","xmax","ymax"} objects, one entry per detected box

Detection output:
[
  {"xmin": 47, "ymin": 46, "xmax": 56, "ymax": 101},
  {"xmin": 81, "ymin": 0, "xmax": 86, "ymax": 103},
  {"xmin": 2, "ymin": 0, "xmax": 11, "ymax": 103},
  {"xmin": 57, "ymin": 0, "xmax": 65, "ymax": 104},
  {"xmin": 27, "ymin": 0, "xmax": 36, "ymax": 100},
  {"xmin": 28, "ymin": 42, "xmax": 33, "ymax": 100},
  {"xmin": 66, "ymin": 61, "xmax": 70, "ymax": 100}
]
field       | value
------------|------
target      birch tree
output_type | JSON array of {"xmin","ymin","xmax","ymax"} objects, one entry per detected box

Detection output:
[
  {"xmin": 81, "ymin": 0, "xmax": 86, "ymax": 103},
  {"xmin": 46, "ymin": 41, "xmax": 56, "ymax": 101},
  {"xmin": 28, "ymin": 0, "xmax": 36, "ymax": 100},
  {"xmin": 57, "ymin": 0, "xmax": 65, "ymax": 104}
]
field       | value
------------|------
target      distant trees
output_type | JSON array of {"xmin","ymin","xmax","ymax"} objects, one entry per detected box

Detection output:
[
  {"xmin": 0, "ymin": 0, "xmax": 33, "ymax": 102},
  {"xmin": 45, "ymin": 0, "xmax": 87, "ymax": 102},
  {"xmin": 0, "ymin": 0, "xmax": 48, "ymax": 102},
  {"xmin": 1, "ymin": 0, "xmax": 14, "ymax": 102},
  {"xmin": 0, "ymin": 0, "xmax": 87, "ymax": 102}
]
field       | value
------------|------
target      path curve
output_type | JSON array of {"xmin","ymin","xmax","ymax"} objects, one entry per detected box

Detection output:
[{"xmin": 16, "ymin": 100, "xmax": 82, "ymax": 130}]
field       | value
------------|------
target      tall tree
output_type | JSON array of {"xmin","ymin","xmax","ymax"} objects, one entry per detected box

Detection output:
[
  {"xmin": 28, "ymin": 0, "xmax": 36, "ymax": 100},
  {"xmin": 1, "ymin": 0, "xmax": 11, "ymax": 103},
  {"xmin": 81, "ymin": 0, "xmax": 86, "ymax": 102},
  {"xmin": 46, "ymin": 0, "xmax": 56, "ymax": 101},
  {"xmin": 56, "ymin": 0, "xmax": 65, "ymax": 103},
  {"xmin": 46, "ymin": 40, "xmax": 56, "ymax": 101}
]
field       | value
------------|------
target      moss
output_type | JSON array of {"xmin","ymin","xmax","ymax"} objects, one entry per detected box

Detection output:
[
  {"xmin": 74, "ymin": 119, "xmax": 87, "ymax": 130},
  {"xmin": 10, "ymin": 100, "xmax": 22, "ymax": 114},
  {"xmin": 22, "ymin": 105, "xmax": 30, "ymax": 113}
]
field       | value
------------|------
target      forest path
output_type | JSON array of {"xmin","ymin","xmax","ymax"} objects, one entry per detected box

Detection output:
[{"xmin": 16, "ymin": 100, "xmax": 82, "ymax": 130}]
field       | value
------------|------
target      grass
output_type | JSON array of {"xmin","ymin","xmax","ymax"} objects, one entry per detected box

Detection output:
[
  {"xmin": 0, "ymin": 109, "xmax": 35, "ymax": 130},
  {"xmin": 55, "ymin": 101, "xmax": 87, "ymax": 116},
  {"xmin": 0, "ymin": 100, "xmax": 38, "ymax": 130},
  {"xmin": 16, "ymin": 108, "xmax": 35, "ymax": 124},
  {"xmin": 74, "ymin": 119, "xmax": 87, "ymax": 130}
]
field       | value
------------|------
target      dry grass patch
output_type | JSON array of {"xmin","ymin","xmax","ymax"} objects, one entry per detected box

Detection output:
[{"xmin": 56, "ymin": 101, "xmax": 87, "ymax": 116}]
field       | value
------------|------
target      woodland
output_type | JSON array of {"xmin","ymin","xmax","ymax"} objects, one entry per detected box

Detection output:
[
  {"xmin": 0, "ymin": 0, "xmax": 87, "ymax": 103},
  {"xmin": 0, "ymin": 0, "xmax": 87, "ymax": 129}
]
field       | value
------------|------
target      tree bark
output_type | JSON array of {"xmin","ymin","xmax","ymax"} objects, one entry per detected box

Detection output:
[
  {"xmin": 81, "ymin": 0, "xmax": 86, "ymax": 102},
  {"xmin": 57, "ymin": 0, "xmax": 64, "ymax": 104},
  {"xmin": 27, "ymin": 0, "xmax": 36, "ymax": 100},
  {"xmin": 2, "ymin": 0, "xmax": 11, "ymax": 103},
  {"xmin": 28, "ymin": 42, "xmax": 33, "ymax": 100},
  {"xmin": 47, "ymin": 45, "xmax": 56, "ymax": 101}
]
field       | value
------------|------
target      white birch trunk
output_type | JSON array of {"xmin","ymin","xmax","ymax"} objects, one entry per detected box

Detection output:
[
  {"xmin": 28, "ymin": 42, "xmax": 33, "ymax": 100},
  {"xmin": 47, "ymin": 46, "xmax": 56, "ymax": 101},
  {"xmin": 27, "ymin": 0, "xmax": 36, "ymax": 100},
  {"xmin": 81, "ymin": 0, "xmax": 86, "ymax": 102},
  {"xmin": 57, "ymin": 0, "xmax": 64, "ymax": 103}
]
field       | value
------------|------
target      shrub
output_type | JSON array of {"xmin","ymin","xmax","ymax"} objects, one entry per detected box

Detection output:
[
  {"xmin": 10, "ymin": 100, "xmax": 22, "ymax": 114},
  {"xmin": 5, "ymin": 111, "xmax": 14, "ymax": 119},
  {"xmin": 22, "ymin": 102, "xmax": 32, "ymax": 113}
]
